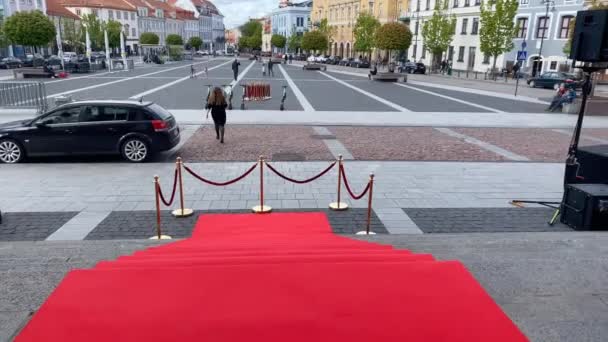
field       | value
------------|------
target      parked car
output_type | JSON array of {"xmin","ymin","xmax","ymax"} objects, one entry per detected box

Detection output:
[
  {"xmin": 401, "ymin": 62, "xmax": 426, "ymax": 74},
  {"xmin": 527, "ymin": 72, "xmax": 580, "ymax": 90},
  {"xmin": 0, "ymin": 100, "xmax": 180, "ymax": 164},
  {"xmin": 326, "ymin": 56, "xmax": 341, "ymax": 65},
  {"xmin": 22, "ymin": 54, "xmax": 45, "ymax": 67},
  {"xmin": 339, "ymin": 57, "xmax": 353, "ymax": 66},
  {"xmin": 62, "ymin": 52, "xmax": 77, "ymax": 63},
  {"xmin": 350, "ymin": 58, "xmax": 370, "ymax": 68},
  {"xmin": 0, "ymin": 57, "xmax": 23, "ymax": 69}
]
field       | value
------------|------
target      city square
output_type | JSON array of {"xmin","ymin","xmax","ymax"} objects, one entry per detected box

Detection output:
[{"xmin": 2, "ymin": 0, "xmax": 608, "ymax": 341}]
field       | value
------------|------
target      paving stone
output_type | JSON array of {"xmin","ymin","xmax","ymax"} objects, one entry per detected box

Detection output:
[
  {"xmin": 404, "ymin": 207, "xmax": 573, "ymax": 233},
  {"xmin": 0, "ymin": 212, "xmax": 79, "ymax": 242}
]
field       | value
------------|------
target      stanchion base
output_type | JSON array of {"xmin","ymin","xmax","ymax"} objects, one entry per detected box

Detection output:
[
  {"xmin": 355, "ymin": 231, "xmax": 377, "ymax": 235},
  {"xmin": 172, "ymin": 208, "xmax": 194, "ymax": 218},
  {"xmin": 329, "ymin": 202, "xmax": 349, "ymax": 211},
  {"xmin": 149, "ymin": 235, "xmax": 172, "ymax": 240},
  {"xmin": 252, "ymin": 205, "xmax": 272, "ymax": 214}
]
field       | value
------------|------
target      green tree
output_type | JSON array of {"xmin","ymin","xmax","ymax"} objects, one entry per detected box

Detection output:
[
  {"xmin": 317, "ymin": 18, "xmax": 336, "ymax": 53},
  {"xmin": 375, "ymin": 22, "xmax": 412, "ymax": 70},
  {"xmin": 271, "ymin": 34, "xmax": 287, "ymax": 49},
  {"xmin": 105, "ymin": 20, "xmax": 122, "ymax": 49},
  {"xmin": 421, "ymin": 0, "xmax": 455, "ymax": 69},
  {"xmin": 479, "ymin": 0, "xmax": 519, "ymax": 76},
  {"xmin": 301, "ymin": 30, "xmax": 329, "ymax": 53},
  {"xmin": 0, "ymin": 23, "xmax": 8, "ymax": 48},
  {"xmin": 61, "ymin": 19, "xmax": 83, "ymax": 52},
  {"xmin": 239, "ymin": 20, "xmax": 263, "ymax": 50},
  {"xmin": 80, "ymin": 14, "xmax": 104, "ymax": 50},
  {"xmin": 353, "ymin": 13, "xmax": 380, "ymax": 59},
  {"xmin": 166, "ymin": 34, "xmax": 184, "ymax": 46},
  {"xmin": 3, "ymin": 10, "xmax": 56, "ymax": 48},
  {"xmin": 188, "ymin": 36, "xmax": 203, "ymax": 50},
  {"xmin": 140, "ymin": 32, "xmax": 160, "ymax": 45},
  {"xmin": 287, "ymin": 33, "xmax": 302, "ymax": 52}
]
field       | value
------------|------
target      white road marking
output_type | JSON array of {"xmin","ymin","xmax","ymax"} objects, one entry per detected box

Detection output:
[
  {"xmin": 43, "ymin": 63, "xmax": 157, "ymax": 84},
  {"xmin": 47, "ymin": 60, "xmax": 214, "ymax": 99},
  {"xmin": 394, "ymin": 82, "xmax": 505, "ymax": 113},
  {"xmin": 552, "ymin": 128, "xmax": 608, "ymax": 144},
  {"xmin": 435, "ymin": 127, "xmax": 530, "ymax": 161},
  {"xmin": 312, "ymin": 126, "xmax": 353, "ymax": 159},
  {"xmin": 229, "ymin": 60, "xmax": 256, "ymax": 87},
  {"xmin": 319, "ymin": 71, "xmax": 411, "ymax": 112},
  {"xmin": 46, "ymin": 211, "xmax": 111, "ymax": 241},
  {"xmin": 279, "ymin": 64, "xmax": 314, "ymax": 111},
  {"xmin": 129, "ymin": 60, "xmax": 233, "ymax": 99}
]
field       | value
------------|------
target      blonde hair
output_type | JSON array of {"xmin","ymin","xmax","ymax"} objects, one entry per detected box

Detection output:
[{"xmin": 208, "ymin": 87, "xmax": 226, "ymax": 106}]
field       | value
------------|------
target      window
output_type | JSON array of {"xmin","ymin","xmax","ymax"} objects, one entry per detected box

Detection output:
[
  {"xmin": 457, "ymin": 46, "xmax": 465, "ymax": 62},
  {"xmin": 131, "ymin": 12, "xmax": 135, "ymax": 20},
  {"xmin": 297, "ymin": 17, "xmax": 304, "ymax": 27},
  {"xmin": 464, "ymin": 0, "xmax": 470, "ymax": 6},
  {"xmin": 483, "ymin": 54, "xmax": 490, "ymax": 64},
  {"xmin": 103, "ymin": 107, "xmax": 129, "ymax": 121},
  {"xmin": 109, "ymin": 10, "xmax": 114, "ymax": 19},
  {"xmin": 474, "ymin": 0, "xmax": 480, "ymax": 4},
  {"xmin": 559, "ymin": 15, "xmax": 574, "ymax": 39},
  {"xmin": 117, "ymin": 10, "xmax": 121, "ymax": 19},
  {"xmin": 520, "ymin": 0, "xmax": 529, "ymax": 4},
  {"xmin": 461, "ymin": 18, "xmax": 468, "ymax": 34},
  {"xmin": 448, "ymin": 46, "xmax": 454, "ymax": 61},
  {"xmin": 414, "ymin": 21, "xmax": 419, "ymax": 35},
  {"xmin": 41, "ymin": 107, "xmax": 81, "ymax": 125},
  {"xmin": 416, "ymin": 0, "xmax": 420, "ymax": 11},
  {"xmin": 515, "ymin": 17, "xmax": 528, "ymax": 38},
  {"xmin": 92, "ymin": 9, "xmax": 98, "ymax": 17},
  {"xmin": 453, "ymin": 0, "xmax": 459, "ymax": 7},
  {"xmin": 421, "ymin": 45, "xmax": 426, "ymax": 59},
  {"xmin": 471, "ymin": 18, "xmax": 479, "ymax": 34},
  {"xmin": 76, "ymin": 9, "xmax": 81, "ymax": 16},
  {"xmin": 536, "ymin": 16, "xmax": 549, "ymax": 39},
  {"xmin": 36, "ymin": 0, "xmax": 42, "ymax": 7},
  {"xmin": 124, "ymin": 11, "xmax": 129, "ymax": 19},
  {"xmin": 28, "ymin": 0, "xmax": 32, "ymax": 5},
  {"xmin": 426, "ymin": 0, "xmax": 430, "ymax": 10},
  {"xmin": 550, "ymin": 61, "xmax": 558, "ymax": 70}
]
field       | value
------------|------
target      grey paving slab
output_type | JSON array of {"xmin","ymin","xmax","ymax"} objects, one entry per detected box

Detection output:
[
  {"xmin": 325, "ymin": 71, "xmax": 486, "ymax": 113},
  {"xmin": 0, "ymin": 212, "xmax": 78, "ymax": 241},
  {"xmin": 410, "ymin": 83, "xmax": 548, "ymax": 113},
  {"xmin": 46, "ymin": 211, "xmax": 112, "ymax": 241}
]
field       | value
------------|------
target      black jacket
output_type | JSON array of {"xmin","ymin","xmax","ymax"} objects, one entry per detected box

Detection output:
[{"xmin": 232, "ymin": 60, "xmax": 240, "ymax": 71}]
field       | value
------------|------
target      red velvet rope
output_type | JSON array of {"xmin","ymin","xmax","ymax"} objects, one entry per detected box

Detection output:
[
  {"xmin": 157, "ymin": 168, "xmax": 178, "ymax": 207},
  {"xmin": 265, "ymin": 161, "xmax": 337, "ymax": 184},
  {"xmin": 340, "ymin": 165, "xmax": 371, "ymax": 200},
  {"xmin": 183, "ymin": 163, "xmax": 258, "ymax": 187}
]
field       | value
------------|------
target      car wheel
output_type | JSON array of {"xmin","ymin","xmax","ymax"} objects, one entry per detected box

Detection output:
[
  {"xmin": 529, "ymin": 81, "xmax": 536, "ymax": 88},
  {"xmin": 121, "ymin": 138, "xmax": 149, "ymax": 163},
  {"xmin": 553, "ymin": 83, "xmax": 560, "ymax": 90},
  {"xmin": 0, "ymin": 139, "xmax": 25, "ymax": 164}
]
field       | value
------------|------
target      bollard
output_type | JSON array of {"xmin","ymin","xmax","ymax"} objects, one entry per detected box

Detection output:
[
  {"xmin": 149, "ymin": 176, "xmax": 172, "ymax": 240},
  {"xmin": 252, "ymin": 156, "xmax": 272, "ymax": 213},
  {"xmin": 329, "ymin": 155, "xmax": 348, "ymax": 211},
  {"xmin": 172, "ymin": 157, "xmax": 193, "ymax": 218},
  {"xmin": 356, "ymin": 173, "xmax": 376, "ymax": 235}
]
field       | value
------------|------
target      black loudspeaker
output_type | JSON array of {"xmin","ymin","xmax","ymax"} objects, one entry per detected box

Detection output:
[
  {"xmin": 561, "ymin": 184, "xmax": 608, "ymax": 230},
  {"xmin": 570, "ymin": 9, "xmax": 608, "ymax": 62},
  {"xmin": 567, "ymin": 145, "xmax": 608, "ymax": 184}
]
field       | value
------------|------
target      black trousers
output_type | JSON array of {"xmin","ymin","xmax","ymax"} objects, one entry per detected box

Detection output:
[{"xmin": 233, "ymin": 70, "xmax": 238, "ymax": 81}]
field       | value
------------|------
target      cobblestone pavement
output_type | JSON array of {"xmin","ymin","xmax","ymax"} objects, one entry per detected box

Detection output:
[
  {"xmin": 405, "ymin": 207, "xmax": 572, "ymax": 233},
  {"xmin": 0, "ymin": 212, "xmax": 78, "ymax": 241},
  {"xmin": 84, "ymin": 208, "xmax": 385, "ymax": 241},
  {"xmin": 179, "ymin": 126, "xmax": 334, "ymax": 162}
]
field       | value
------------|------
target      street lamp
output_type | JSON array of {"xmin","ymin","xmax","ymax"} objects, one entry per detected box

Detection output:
[{"xmin": 536, "ymin": 0, "xmax": 555, "ymax": 76}]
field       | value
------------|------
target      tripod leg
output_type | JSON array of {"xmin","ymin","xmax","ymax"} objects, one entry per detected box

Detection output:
[{"xmin": 548, "ymin": 208, "xmax": 560, "ymax": 226}]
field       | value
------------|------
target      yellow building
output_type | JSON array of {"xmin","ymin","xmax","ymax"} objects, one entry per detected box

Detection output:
[{"xmin": 311, "ymin": 0, "xmax": 409, "ymax": 58}]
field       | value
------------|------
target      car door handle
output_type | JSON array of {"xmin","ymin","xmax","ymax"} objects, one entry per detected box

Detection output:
[{"xmin": 107, "ymin": 128, "xmax": 117, "ymax": 132}]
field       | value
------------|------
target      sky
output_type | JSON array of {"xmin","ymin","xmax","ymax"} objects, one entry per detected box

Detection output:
[{"xmin": 213, "ymin": 0, "xmax": 277, "ymax": 29}]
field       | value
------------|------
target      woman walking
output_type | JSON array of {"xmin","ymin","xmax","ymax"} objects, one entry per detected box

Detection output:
[{"xmin": 206, "ymin": 87, "xmax": 228, "ymax": 143}]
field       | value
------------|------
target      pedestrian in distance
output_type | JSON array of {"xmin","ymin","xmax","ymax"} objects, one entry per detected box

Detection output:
[
  {"xmin": 206, "ymin": 87, "xmax": 228, "ymax": 143},
  {"xmin": 268, "ymin": 58, "xmax": 274, "ymax": 77},
  {"xmin": 284, "ymin": 54, "xmax": 288, "ymax": 64},
  {"xmin": 231, "ymin": 58, "xmax": 240, "ymax": 81},
  {"xmin": 262, "ymin": 61, "xmax": 266, "ymax": 77},
  {"xmin": 288, "ymin": 54, "xmax": 293, "ymax": 64},
  {"xmin": 512, "ymin": 63, "xmax": 520, "ymax": 80},
  {"xmin": 190, "ymin": 63, "xmax": 195, "ymax": 78}
]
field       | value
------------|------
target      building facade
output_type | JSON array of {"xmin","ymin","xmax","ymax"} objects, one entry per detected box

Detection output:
[
  {"xmin": 271, "ymin": 0, "xmax": 312, "ymax": 53},
  {"xmin": 211, "ymin": 11, "xmax": 224, "ymax": 51},
  {"xmin": 261, "ymin": 16, "xmax": 272, "ymax": 53},
  {"xmin": 505, "ymin": 0, "xmax": 584, "ymax": 76},
  {"xmin": 311, "ymin": 0, "xmax": 408, "ymax": 58},
  {"xmin": 192, "ymin": 0, "xmax": 221, "ymax": 51},
  {"xmin": 1, "ymin": 0, "xmax": 48, "ymax": 57}
]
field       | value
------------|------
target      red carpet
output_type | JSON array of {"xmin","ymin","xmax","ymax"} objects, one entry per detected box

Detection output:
[{"xmin": 16, "ymin": 212, "xmax": 528, "ymax": 341}]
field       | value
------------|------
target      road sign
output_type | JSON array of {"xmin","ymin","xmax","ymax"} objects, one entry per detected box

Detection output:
[
  {"xmin": 517, "ymin": 50, "xmax": 527, "ymax": 61},
  {"xmin": 521, "ymin": 41, "xmax": 527, "ymax": 49}
]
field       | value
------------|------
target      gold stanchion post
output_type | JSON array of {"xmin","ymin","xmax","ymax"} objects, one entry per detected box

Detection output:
[
  {"xmin": 357, "ymin": 173, "xmax": 376, "ymax": 236},
  {"xmin": 252, "ymin": 155, "xmax": 272, "ymax": 213},
  {"xmin": 172, "ymin": 157, "xmax": 194, "ymax": 218},
  {"xmin": 329, "ymin": 155, "xmax": 348, "ymax": 211},
  {"xmin": 150, "ymin": 175, "xmax": 172, "ymax": 240}
]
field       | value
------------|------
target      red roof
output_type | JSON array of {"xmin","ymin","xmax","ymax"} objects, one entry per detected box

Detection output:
[
  {"xmin": 123, "ymin": 0, "xmax": 155, "ymax": 16},
  {"xmin": 47, "ymin": 0, "xmax": 81, "ymax": 19},
  {"xmin": 61, "ymin": 0, "xmax": 135, "ymax": 11}
]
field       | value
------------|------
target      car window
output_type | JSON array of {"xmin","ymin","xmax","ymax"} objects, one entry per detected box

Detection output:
[
  {"xmin": 146, "ymin": 104, "xmax": 172, "ymax": 120},
  {"xmin": 129, "ymin": 108, "xmax": 155, "ymax": 121},
  {"xmin": 103, "ymin": 106, "xmax": 129, "ymax": 121},
  {"xmin": 41, "ymin": 107, "xmax": 81, "ymax": 125}
]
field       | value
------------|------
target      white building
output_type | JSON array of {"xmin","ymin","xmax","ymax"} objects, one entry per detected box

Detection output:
[
  {"xmin": 271, "ymin": 0, "xmax": 312, "ymax": 52},
  {"xmin": 409, "ymin": 0, "xmax": 502, "ymax": 73},
  {"xmin": 211, "ymin": 11, "xmax": 224, "ymax": 51},
  {"xmin": 64, "ymin": 0, "xmax": 139, "ymax": 52}
]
